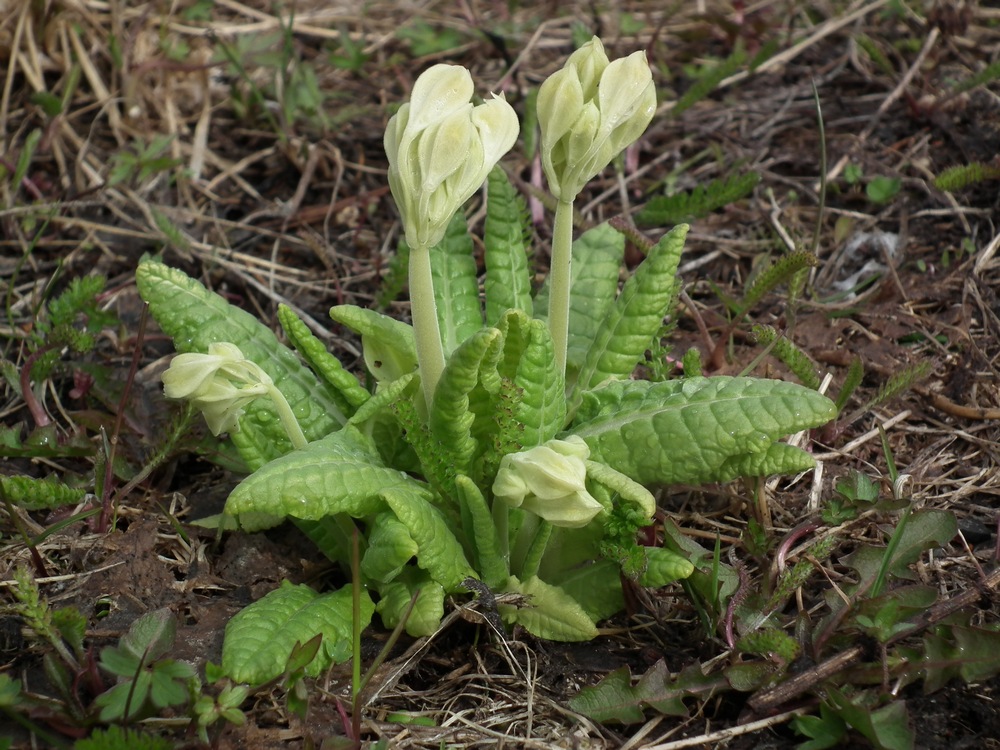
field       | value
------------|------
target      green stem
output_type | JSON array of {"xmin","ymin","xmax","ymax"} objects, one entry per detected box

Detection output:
[
  {"xmin": 408, "ymin": 244, "xmax": 446, "ymax": 409},
  {"xmin": 519, "ymin": 520, "xmax": 553, "ymax": 579},
  {"xmin": 266, "ymin": 384, "xmax": 308, "ymax": 450},
  {"xmin": 547, "ymin": 199, "xmax": 574, "ymax": 377},
  {"xmin": 492, "ymin": 497, "xmax": 509, "ymax": 571}
]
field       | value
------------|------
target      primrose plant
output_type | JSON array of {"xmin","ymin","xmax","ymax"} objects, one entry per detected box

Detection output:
[{"xmin": 137, "ymin": 38, "xmax": 836, "ymax": 685}]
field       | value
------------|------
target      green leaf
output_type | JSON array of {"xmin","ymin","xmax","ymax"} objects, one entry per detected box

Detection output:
[
  {"xmin": 277, "ymin": 304, "xmax": 370, "ymax": 415},
  {"xmin": 119, "ymin": 608, "xmax": 177, "ymax": 663},
  {"xmin": 225, "ymin": 430, "xmax": 430, "ymax": 531},
  {"xmin": 866, "ymin": 176, "xmax": 901, "ymax": 204},
  {"xmin": 0, "ymin": 475, "xmax": 86, "ymax": 510},
  {"xmin": 571, "ymin": 377, "xmax": 836, "ymax": 485},
  {"xmin": 484, "ymin": 166, "xmax": 533, "ymax": 323},
  {"xmin": 641, "ymin": 546, "xmax": 695, "ymax": 587},
  {"xmin": 376, "ymin": 568, "xmax": 446, "ymax": 637},
  {"xmin": 361, "ymin": 512, "xmax": 419, "ymax": 584},
  {"xmin": 791, "ymin": 704, "xmax": 848, "ymax": 749},
  {"xmin": 430, "ymin": 210, "xmax": 482, "ymax": 355},
  {"xmin": 430, "ymin": 327, "xmax": 504, "ymax": 475},
  {"xmin": 569, "ymin": 659, "xmax": 722, "ymax": 724},
  {"xmin": 381, "ymin": 488, "xmax": 475, "ymax": 591},
  {"xmin": 500, "ymin": 575, "xmax": 598, "ymax": 641},
  {"xmin": 136, "ymin": 261, "xmax": 345, "ymax": 468},
  {"xmin": 548, "ymin": 558, "xmax": 624, "ymax": 623},
  {"xmin": 534, "ymin": 223, "xmax": 625, "ymax": 374},
  {"xmin": 825, "ymin": 689, "xmax": 914, "ymax": 750},
  {"xmin": 574, "ymin": 224, "xmax": 688, "ymax": 398},
  {"xmin": 456, "ymin": 475, "xmax": 508, "ymax": 589},
  {"xmin": 496, "ymin": 309, "xmax": 566, "ymax": 448},
  {"xmin": 222, "ymin": 581, "xmax": 374, "ymax": 684},
  {"xmin": 636, "ymin": 171, "xmax": 760, "ymax": 226},
  {"xmin": 329, "ymin": 304, "xmax": 417, "ymax": 383}
]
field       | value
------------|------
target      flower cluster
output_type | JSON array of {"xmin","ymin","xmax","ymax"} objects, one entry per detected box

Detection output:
[
  {"xmin": 536, "ymin": 37, "xmax": 656, "ymax": 201},
  {"xmin": 384, "ymin": 64, "xmax": 519, "ymax": 252}
]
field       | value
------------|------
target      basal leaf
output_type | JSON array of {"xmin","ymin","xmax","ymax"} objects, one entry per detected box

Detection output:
[
  {"xmin": 329, "ymin": 304, "xmax": 416, "ymax": 383},
  {"xmin": 225, "ymin": 430, "xmax": 431, "ymax": 530},
  {"xmin": 574, "ymin": 224, "xmax": 688, "ymax": 397},
  {"xmin": 221, "ymin": 581, "xmax": 373, "ymax": 684},
  {"xmin": 456, "ymin": 475, "xmax": 508, "ymax": 589},
  {"xmin": 641, "ymin": 547, "xmax": 695, "ymax": 587},
  {"xmin": 484, "ymin": 166, "xmax": 533, "ymax": 323},
  {"xmin": 569, "ymin": 659, "xmax": 722, "ymax": 724},
  {"xmin": 136, "ymin": 260, "xmax": 345, "ymax": 468},
  {"xmin": 430, "ymin": 327, "xmax": 504, "ymax": 475},
  {"xmin": 496, "ymin": 309, "xmax": 566, "ymax": 448},
  {"xmin": 500, "ymin": 575, "xmax": 598, "ymax": 641},
  {"xmin": 277, "ymin": 303, "xmax": 370, "ymax": 415},
  {"xmin": 534, "ymin": 222, "xmax": 625, "ymax": 374},
  {"xmin": 381, "ymin": 488, "xmax": 475, "ymax": 591},
  {"xmin": 361, "ymin": 512, "xmax": 419, "ymax": 584},
  {"xmin": 571, "ymin": 377, "xmax": 836, "ymax": 485},
  {"xmin": 548, "ymin": 559, "xmax": 624, "ymax": 623},
  {"xmin": 376, "ymin": 569, "xmax": 446, "ymax": 637},
  {"xmin": 430, "ymin": 210, "xmax": 483, "ymax": 354}
]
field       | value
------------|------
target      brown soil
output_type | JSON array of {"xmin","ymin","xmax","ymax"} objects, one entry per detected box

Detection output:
[{"xmin": 2, "ymin": 1, "xmax": 999, "ymax": 748}]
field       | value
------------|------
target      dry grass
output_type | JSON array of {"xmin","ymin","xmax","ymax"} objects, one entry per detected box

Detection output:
[{"xmin": 2, "ymin": 0, "xmax": 999, "ymax": 747}]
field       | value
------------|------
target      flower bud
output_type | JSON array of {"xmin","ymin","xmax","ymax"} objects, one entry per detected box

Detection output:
[
  {"xmin": 492, "ymin": 436, "xmax": 604, "ymax": 528},
  {"xmin": 538, "ymin": 37, "xmax": 656, "ymax": 201},
  {"xmin": 162, "ymin": 342, "xmax": 273, "ymax": 436},
  {"xmin": 385, "ymin": 64, "xmax": 519, "ymax": 251}
]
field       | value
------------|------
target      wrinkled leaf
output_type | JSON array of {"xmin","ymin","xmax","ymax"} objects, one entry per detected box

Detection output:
[
  {"xmin": 430, "ymin": 210, "xmax": 483, "ymax": 354},
  {"xmin": 277, "ymin": 303, "xmax": 370, "ymax": 414},
  {"xmin": 136, "ymin": 260, "xmax": 345, "ymax": 468},
  {"xmin": 574, "ymin": 224, "xmax": 688, "ymax": 397},
  {"xmin": 225, "ymin": 430, "xmax": 431, "ymax": 530},
  {"xmin": 430, "ymin": 327, "xmax": 504, "ymax": 474},
  {"xmin": 222, "ymin": 581, "xmax": 374, "ymax": 684},
  {"xmin": 484, "ymin": 166, "xmax": 533, "ymax": 322},
  {"xmin": 376, "ymin": 569, "xmax": 446, "ymax": 637},
  {"xmin": 382, "ymin": 488, "xmax": 475, "ymax": 591},
  {"xmin": 329, "ymin": 304, "xmax": 417, "ymax": 383},
  {"xmin": 496, "ymin": 309, "xmax": 566, "ymax": 448},
  {"xmin": 361, "ymin": 512, "xmax": 419, "ymax": 584},
  {"xmin": 572, "ymin": 377, "xmax": 836, "ymax": 485},
  {"xmin": 500, "ymin": 575, "xmax": 598, "ymax": 641}
]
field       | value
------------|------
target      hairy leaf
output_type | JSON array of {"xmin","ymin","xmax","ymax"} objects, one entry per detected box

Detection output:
[
  {"xmin": 0, "ymin": 475, "xmax": 86, "ymax": 510},
  {"xmin": 225, "ymin": 430, "xmax": 431, "ymax": 530},
  {"xmin": 574, "ymin": 224, "xmax": 688, "ymax": 397},
  {"xmin": 361, "ymin": 512, "xmax": 419, "ymax": 584},
  {"xmin": 430, "ymin": 327, "xmax": 504, "ymax": 475},
  {"xmin": 221, "ymin": 581, "xmax": 373, "ymax": 684},
  {"xmin": 382, "ymin": 488, "xmax": 475, "ymax": 591},
  {"xmin": 329, "ymin": 304, "xmax": 416, "ymax": 384},
  {"xmin": 456, "ymin": 475, "xmax": 508, "ymax": 589},
  {"xmin": 500, "ymin": 575, "xmax": 598, "ymax": 641},
  {"xmin": 430, "ymin": 210, "xmax": 483, "ymax": 355},
  {"xmin": 641, "ymin": 547, "xmax": 695, "ymax": 587},
  {"xmin": 136, "ymin": 260, "xmax": 345, "ymax": 468},
  {"xmin": 376, "ymin": 569, "xmax": 446, "ymax": 637},
  {"xmin": 571, "ymin": 376, "xmax": 836, "ymax": 485},
  {"xmin": 277, "ymin": 303, "xmax": 370, "ymax": 414},
  {"xmin": 496, "ymin": 309, "xmax": 566, "ymax": 448},
  {"xmin": 484, "ymin": 167, "xmax": 532, "ymax": 322}
]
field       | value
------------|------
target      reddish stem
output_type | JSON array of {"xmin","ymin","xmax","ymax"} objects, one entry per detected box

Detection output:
[{"xmin": 20, "ymin": 344, "xmax": 57, "ymax": 428}]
